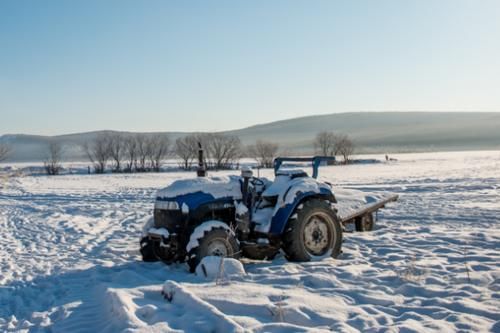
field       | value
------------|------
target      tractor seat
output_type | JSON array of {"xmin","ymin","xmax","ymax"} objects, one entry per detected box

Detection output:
[
  {"xmin": 275, "ymin": 168, "xmax": 308, "ymax": 179},
  {"xmin": 262, "ymin": 169, "xmax": 308, "ymax": 200}
]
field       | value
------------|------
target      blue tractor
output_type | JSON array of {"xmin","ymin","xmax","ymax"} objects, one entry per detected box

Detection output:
[{"xmin": 140, "ymin": 155, "xmax": 346, "ymax": 272}]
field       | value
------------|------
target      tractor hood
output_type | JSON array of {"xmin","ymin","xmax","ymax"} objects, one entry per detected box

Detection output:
[{"xmin": 155, "ymin": 176, "xmax": 242, "ymax": 211}]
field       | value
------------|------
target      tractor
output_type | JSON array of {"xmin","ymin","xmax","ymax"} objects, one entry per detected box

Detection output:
[{"xmin": 140, "ymin": 152, "xmax": 397, "ymax": 272}]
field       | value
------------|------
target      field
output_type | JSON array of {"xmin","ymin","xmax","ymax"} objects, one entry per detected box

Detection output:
[{"xmin": 1, "ymin": 151, "xmax": 499, "ymax": 332}]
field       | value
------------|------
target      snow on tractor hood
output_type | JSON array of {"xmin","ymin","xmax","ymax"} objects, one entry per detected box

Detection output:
[{"xmin": 156, "ymin": 176, "xmax": 242, "ymax": 202}]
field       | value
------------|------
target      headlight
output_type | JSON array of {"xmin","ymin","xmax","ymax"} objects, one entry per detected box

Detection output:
[{"xmin": 155, "ymin": 200, "xmax": 180, "ymax": 210}]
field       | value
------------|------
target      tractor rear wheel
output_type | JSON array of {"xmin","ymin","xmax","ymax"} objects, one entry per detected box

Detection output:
[
  {"xmin": 187, "ymin": 228, "xmax": 240, "ymax": 272},
  {"xmin": 283, "ymin": 199, "xmax": 342, "ymax": 261},
  {"xmin": 355, "ymin": 213, "xmax": 374, "ymax": 232}
]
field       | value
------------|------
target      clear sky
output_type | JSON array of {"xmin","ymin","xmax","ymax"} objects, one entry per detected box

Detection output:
[{"xmin": 1, "ymin": 0, "xmax": 499, "ymax": 135}]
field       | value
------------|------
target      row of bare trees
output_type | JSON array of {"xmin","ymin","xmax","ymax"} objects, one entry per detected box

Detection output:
[
  {"xmin": 83, "ymin": 133, "xmax": 171, "ymax": 173},
  {"xmin": 174, "ymin": 133, "xmax": 242, "ymax": 170},
  {"xmin": 80, "ymin": 132, "xmax": 275, "ymax": 174},
  {"xmin": 174, "ymin": 134, "xmax": 280, "ymax": 170},
  {"xmin": 2, "ymin": 130, "xmax": 354, "ymax": 176}
]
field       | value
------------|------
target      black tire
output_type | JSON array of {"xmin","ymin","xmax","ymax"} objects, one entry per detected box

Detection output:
[
  {"xmin": 283, "ymin": 199, "xmax": 342, "ymax": 261},
  {"xmin": 188, "ymin": 228, "xmax": 240, "ymax": 272},
  {"xmin": 140, "ymin": 237, "xmax": 159, "ymax": 262},
  {"xmin": 355, "ymin": 213, "xmax": 374, "ymax": 232}
]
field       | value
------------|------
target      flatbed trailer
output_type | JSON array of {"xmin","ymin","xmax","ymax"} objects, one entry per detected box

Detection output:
[
  {"xmin": 337, "ymin": 193, "xmax": 399, "ymax": 231},
  {"xmin": 339, "ymin": 194, "xmax": 399, "ymax": 223}
]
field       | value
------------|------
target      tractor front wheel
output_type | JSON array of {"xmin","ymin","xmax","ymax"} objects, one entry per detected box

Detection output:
[
  {"xmin": 187, "ymin": 228, "xmax": 240, "ymax": 272},
  {"xmin": 140, "ymin": 237, "xmax": 159, "ymax": 262},
  {"xmin": 283, "ymin": 199, "xmax": 342, "ymax": 261}
]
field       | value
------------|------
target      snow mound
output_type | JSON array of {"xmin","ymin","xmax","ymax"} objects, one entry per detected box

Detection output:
[
  {"xmin": 195, "ymin": 256, "xmax": 246, "ymax": 279},
  {"xmin": 161, "ymin": 281, "xmax": 245, "ymax": 332}
]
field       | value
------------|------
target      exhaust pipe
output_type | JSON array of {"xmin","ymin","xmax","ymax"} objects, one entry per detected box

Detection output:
[{"xmin": 196, "ymin": 142, "xmax": 206, "ymax": 177}]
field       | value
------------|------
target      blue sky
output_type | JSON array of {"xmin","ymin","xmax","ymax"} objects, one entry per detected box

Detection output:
[{"xmin": 1, "ymin": 0, "xmax": 499, "ymax": 135}]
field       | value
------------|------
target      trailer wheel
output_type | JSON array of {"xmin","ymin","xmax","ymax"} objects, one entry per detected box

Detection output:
[
  {"xmin": 187, "ymin": 228, "xmax": 240, "ymax": 272},
  {"xmin": 283, "ymin": 199, "xmax": 342, "ymax": 261},
  {"xmin": 355, "ymin": 213, "xmax": 374, "ymax": 232}
]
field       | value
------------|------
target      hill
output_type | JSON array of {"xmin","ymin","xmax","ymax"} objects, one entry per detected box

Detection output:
[{"xmin": 1, "ymin": 112, "xmax": 499, "ymax": 162}]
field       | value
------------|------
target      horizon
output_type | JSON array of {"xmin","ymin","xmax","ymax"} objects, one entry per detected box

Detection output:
[
  {"xmin": 2, "ymin": 110, "xmax": 500, "ymax": 137},
  {"xmin": 1, "ymin": 1, "xmax": 500, "ymax": 135}
]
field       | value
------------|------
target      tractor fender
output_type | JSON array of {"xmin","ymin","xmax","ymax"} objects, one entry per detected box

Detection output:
[
  {"xmin": 269, "ymin": 187, "xmax": 336, "ymax": 235},
  {"xmin": 186, "ymin": 220, "xmax": 236, "ymax": 253}
]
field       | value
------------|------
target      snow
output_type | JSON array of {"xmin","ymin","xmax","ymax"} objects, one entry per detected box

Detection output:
[
  {"xmin": 156, "ymin": 175, "xmax": 242, "ymax": 200},
  {"xmin": 252, "ymin": 207, "xmax": 275, "ymax": 233},
  {"xmin": 147, "ymin": 227, "xmax": 170, "ymax": 238},
  {"xmin": 186, "ymin": 220, "xmax": 233, "ymax": 253},
  {"xmin": 181, "ymin": 202, "xmax": 189, "ymax": 214},
  {"xmin": 254, "ymin": 174, "xmax": 333, "ymax": 233},
  {"xmin": 195, "ymin": 256, "xmax": 246, "ymax": 280},
  {"xmin": 1, "ymin": 150, "xmax": 499, "ymax": 332},
  {"xmin": 235, "ymin": 201, "xmax": 249, "ymax": 216},
  {"xmin": 141, "ymin": 217, "xmax": 155, "ymax": 236},
  {"xmin": 333, "ymin": 187, "xmax": 396, "ymax": 221}
]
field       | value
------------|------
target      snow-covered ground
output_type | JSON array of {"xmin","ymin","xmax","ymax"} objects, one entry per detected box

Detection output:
[{"xmin": 0, "ymin": 151, "xmax": 499, "ymax": 332}]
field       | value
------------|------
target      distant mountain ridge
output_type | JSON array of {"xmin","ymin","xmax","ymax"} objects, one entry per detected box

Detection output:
[{"xmin": 1, "ymin": 112, "xmax": 500, "ymax": 162}]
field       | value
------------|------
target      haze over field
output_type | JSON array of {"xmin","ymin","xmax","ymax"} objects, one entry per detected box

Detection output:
[{"xmin": 1, "ymin": 112, "xmax": 499, "ymax": 162}]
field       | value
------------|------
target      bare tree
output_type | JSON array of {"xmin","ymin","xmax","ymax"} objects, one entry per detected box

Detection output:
[
  {"xmin": 314, "ymin": 131, "xmax": 339, "ymax": 157},
  {"xmin": 337, "ymin": 134, "xmax": 354, "ymax": 163},
  {"xmin": 44, "ymin": 141, "xmax": 63, "ymax": 175},
  {"xmin": 108, "ymin": 133, "xmax": 124, "ymax": 172},
  {"xmin": 206, "ymin": 134, "xmax": 241, "ymax": 169},
  {"xmin": 135, "ymin": 134, "xmax": 150, "ymax": 172},
  {"xmin": 0, "ymin": 143, "xmax": 11, "ymax": 162},
  {"xmin": 175, "ymin": 135, "xmax": 198, "ymax": 170},
  {"xmin": 83, "ymin": 133, "xmax": 112, "ymax": 173},
  {"xmin": 148, "ymin": 134, "xmax": 171, "ymax": 172},
  {"xmin": 123, "ymin": 135, "xmax": 138, "ymax": 172},
  {"xmin": 248, "ymin": 140, "xmax": 279, "ymax": 168}
]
